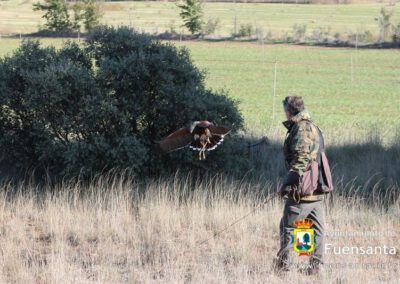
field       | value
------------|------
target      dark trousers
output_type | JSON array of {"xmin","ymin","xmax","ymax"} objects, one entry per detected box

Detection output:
[{"xmin": 276, "ymin": 198, "xmax": 325, "ymax": 268}]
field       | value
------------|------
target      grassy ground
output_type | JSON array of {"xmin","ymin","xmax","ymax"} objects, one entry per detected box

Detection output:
[
  {"xmin": 1, "ymin": 0, "xmax": 400, "ymax": 38},
  {"xmin": 1, "ymin": 0, "xmax": 399, "ymax": 134},
  {"xmin": 2, "ymin": 38, "xmax": 399, "ymax": 136},
  {"xmin": 174, "ymin": 40, "xmax": 400, "ymax": 132},
  {"xmin": 0, "ymin": 175, "xmax": 398, "ymax": 283}
]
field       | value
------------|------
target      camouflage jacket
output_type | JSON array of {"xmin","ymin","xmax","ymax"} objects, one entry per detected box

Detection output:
[{"xmin": 283, "ymin": 110, "xmax": 320, "ymax": 176}]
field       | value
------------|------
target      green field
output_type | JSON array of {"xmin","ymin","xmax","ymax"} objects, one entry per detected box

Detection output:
[
  {"xmin": 1, "ymin": 0, "xmax": 400, "ymax": 39},
  {"xmin": 179, "ymin": 41, "xmax": 400, "ymax": 130},
  {"xmin": 1, "ymin": 38, "xmax": 399, "ymax": 137},
  {"xmin": 1, "ymin": 1, "xmax": 400, "ymax": 139}
]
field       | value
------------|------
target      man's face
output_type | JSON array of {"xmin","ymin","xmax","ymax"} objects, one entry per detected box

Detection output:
[{"xmin": 284, "ymin": 107, "xmax": 292, "ymax": 120}]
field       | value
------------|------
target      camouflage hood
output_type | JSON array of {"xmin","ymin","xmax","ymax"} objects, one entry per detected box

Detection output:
[{"xmin": 282, "ymin": 110, "xmax": 312, "ymax": 130}]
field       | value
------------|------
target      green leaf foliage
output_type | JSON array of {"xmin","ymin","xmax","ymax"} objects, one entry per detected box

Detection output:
[
  {"xmin": 33, "ymin": 0, "xmax": 103, "ymax": 33},
  {"xmin": 177, "ymin": 0, "xmax": 204, "ymax": 35},
  {"xmin": 33, "ymin": 0, "xmax": 72, "ymax": 32},
  {"xmin": 0, "ymin": 26, "xmax": 244, "ymax": 179}
]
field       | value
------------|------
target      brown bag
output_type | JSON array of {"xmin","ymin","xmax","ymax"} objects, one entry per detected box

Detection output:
[
  {"xmin": 299, "ymin": 123, "xmax": 334, "ymax": 196},
  {"xmin": 300, "ymin": 160, "xmax": 319, "ymax": 196},
  {"xmin": 317, "ymin": 151, "xmax": 334, "ymax": 193}
]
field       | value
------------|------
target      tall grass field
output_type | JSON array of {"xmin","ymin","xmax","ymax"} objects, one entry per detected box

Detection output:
[{"xmin": 0, "ymin": 174, "xmax": 399, "ymax": 283}]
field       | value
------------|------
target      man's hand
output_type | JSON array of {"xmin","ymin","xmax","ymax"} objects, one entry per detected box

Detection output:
[
  {"xmin": 279, "ymin": 185, "xmax": 291, "ymax": 197},
  {"xmin": 279, "ymin": 171, "xmax": 300, "ymax": 197}
]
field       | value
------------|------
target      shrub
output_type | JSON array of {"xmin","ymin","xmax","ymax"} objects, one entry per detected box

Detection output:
[
  {"xmin": 72, "ymin": 0, "xmax": 103, "ymax": 32},
  {"xmin": 347, "ymin": 30, "xmax": 373, "ymax": 44},
  {"xmin": 311, "ymin": 26, "xmax": 331, "ymax": 43},
  {"xmin": 292, "ymin": 24, "xmax": 307, "ymax": 42},
  {"xmin": 168, "ymin": 20, "xmax": 178, "ymax": 35},
  {"xmin": 203, "ymin": 17, "xmax": 220, "ymax": 35},
  {"xmin": 375, "ymin": 7, "xmax": 393, "ymax": 42},
  {"xmin": 392, "ymin": 23, "xmax": 400, "ymax": 43},
  {"xmin": 0, "ymin": 40, "xmax": 147, "ymax": 177},
  {"xmin": 0, "ymin": 26, "xmax": 244, "ymax": 179},
  {"xmin": 238, "ymin": 24, "xmax": 253, "ymax": 38},
  {"xmin": 33, "ymin": 0, "xmax": 103, "ymax": 33},
  {"xmin": 33, "ymin": 0, "xmax": 72, "ymax": 32},
  {"xmin": 177, "ymin": 0, "xmax": 204, "ymax": 35}
]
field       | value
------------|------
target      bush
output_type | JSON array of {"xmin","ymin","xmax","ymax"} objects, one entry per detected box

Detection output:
[
  {"xmin": 177, "ymin": 0, "xmax": 204, "ymax": 35},
  {"xmin": 33, "ymin": 0, "xmax": 72, "ymax": 32},
  {"xmin": 168, "ymin": 20, "xmax": 178, "ymax": 35},
  {"xmin": 347, "ymin": 30, "xmax": 373, "ymax": 44},
  {"xmin": 0, "ymin": 40, "xmax": 147, "ymax": 177},
  {"xmin": 311, "ymin": 26, "xmax": 330, "ymax": 43},
  {"xmin": 71, "ymin": 0, "xmax": 103, "ymax": 32},
  {"xmin": 392, "ymin": 23, "xmax": 400, "ymax": 43},
  {"xmin": 238, "ymin": 24, "xmax": 253, "ymax": 38},
  {"xmin": 33, "ymin": 0, "xmax": 103, "ymax": 33},
  {"xmin": 292, "ymin": 24, "xmax": 307, "ymax": 42},
  {"xmin": 203, "ymin": 17, "xmax": 220, "ymax": 35},
  {"xmin": 0, "ymin": 26, "xmax": 244, "ymax": 179},
  {"xmin": 375, "ymin": 7, "xmax": 393, "ymax": 42}
]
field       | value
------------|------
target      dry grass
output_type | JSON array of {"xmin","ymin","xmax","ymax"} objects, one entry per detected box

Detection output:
[{"xmin": 0, "ymin": 173, "xmax": 399, "ymax": 283}]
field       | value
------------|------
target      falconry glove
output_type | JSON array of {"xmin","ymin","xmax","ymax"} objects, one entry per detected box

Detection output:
[{"xmin": 279, "ymin": 170, "xmax": 300, "ymax": 197}]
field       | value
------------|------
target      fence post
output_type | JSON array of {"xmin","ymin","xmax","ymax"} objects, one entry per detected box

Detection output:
[
  {"xmin": 233, "ymin": 0, "xmax": 237, "ymax": 36},
  {"xmin": 272, "ymin": 59, "xmax": 278, "ymax": 122},
  {"xmin": 350, "ymin": 54, "xmax": 354, "ymax": 86}
]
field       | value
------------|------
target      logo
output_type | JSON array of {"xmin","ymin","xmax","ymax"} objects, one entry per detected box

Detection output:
[{"xmin": 292, "ymin": 219, "xmax": 315, "ymax": 256}]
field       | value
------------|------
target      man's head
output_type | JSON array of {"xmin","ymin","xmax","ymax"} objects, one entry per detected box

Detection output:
[{"xmin": 282, "ymin": 96, "xmax": 305, "ymax": 119}]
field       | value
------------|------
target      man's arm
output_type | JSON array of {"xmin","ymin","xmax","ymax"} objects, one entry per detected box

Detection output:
[{"xmin": 289, "ymin": 123, "xmax": 313, "ymax": 176}]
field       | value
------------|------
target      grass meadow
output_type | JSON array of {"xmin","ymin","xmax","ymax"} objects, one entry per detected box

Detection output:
[
  {"xmin": 1, "ymin": 38, "xmax": 399, "ymax": 133},
  {"xmin": 0, "ymin": 174, "xmax": 398, "ymax": 283},
  {"xmin": 1, "ymin": 0, "xmax": 400, "ymax": 38},
  {"xmin": 0, "ymin": 1, "xmax": 400, "ymax": 283}
]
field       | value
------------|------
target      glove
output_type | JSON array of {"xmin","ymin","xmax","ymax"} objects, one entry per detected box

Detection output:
[
  {"xmin": 279, "ymin": 185, "xmax": 291, "ymax": 197},
  {"xmin": 279, "ymin": 171, "xmax": 300, "ymax": 197}
]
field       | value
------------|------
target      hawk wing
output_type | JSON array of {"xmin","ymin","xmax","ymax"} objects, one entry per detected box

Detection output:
[
  {"xmin": 159, "ymin": 127, "xmax": 192, "ymax": 152},
  {"xmin": 207, "ymin": 125, "xmax": 231, "ymax": 151},
  {"xmin": 209, "ymin": 125, "xmax": 231, "ymax": 137}
]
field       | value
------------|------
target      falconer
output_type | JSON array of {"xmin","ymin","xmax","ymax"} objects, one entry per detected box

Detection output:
[{"xmin": 274, "ymin": 96, "xmax": 326, "ymax": 275}]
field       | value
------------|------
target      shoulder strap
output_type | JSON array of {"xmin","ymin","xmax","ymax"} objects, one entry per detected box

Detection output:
[{"xmin": 315, "ymin": 125, "xmax": 325, "ymax": 153}]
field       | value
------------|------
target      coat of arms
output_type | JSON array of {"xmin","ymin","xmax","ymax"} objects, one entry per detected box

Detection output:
[{"xmin": 293, "ymin": 219, "xmax": 315, "ymax": 256}]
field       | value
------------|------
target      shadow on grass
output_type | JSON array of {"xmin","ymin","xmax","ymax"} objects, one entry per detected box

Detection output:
[
  {"xmin": 240, "ymin": 135, "xmax": 400, "ymax": 205},
  {"xmin": 0, "ymin": 135, "xmax": 398, "ymax": 202},
  {"xmin": 5, "ymin": 31, "xmax": 400, "ymax": 50}
]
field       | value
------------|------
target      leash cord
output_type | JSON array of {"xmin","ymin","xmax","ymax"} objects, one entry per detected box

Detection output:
[{"xmin": 196, "ymin": 193, "xmax": 278, "ymax": 246}]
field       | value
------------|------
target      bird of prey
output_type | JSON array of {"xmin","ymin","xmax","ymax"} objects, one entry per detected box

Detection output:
[{"xmin": 159, "ymin": 121, "xmax": 231, "ymax": 160}]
